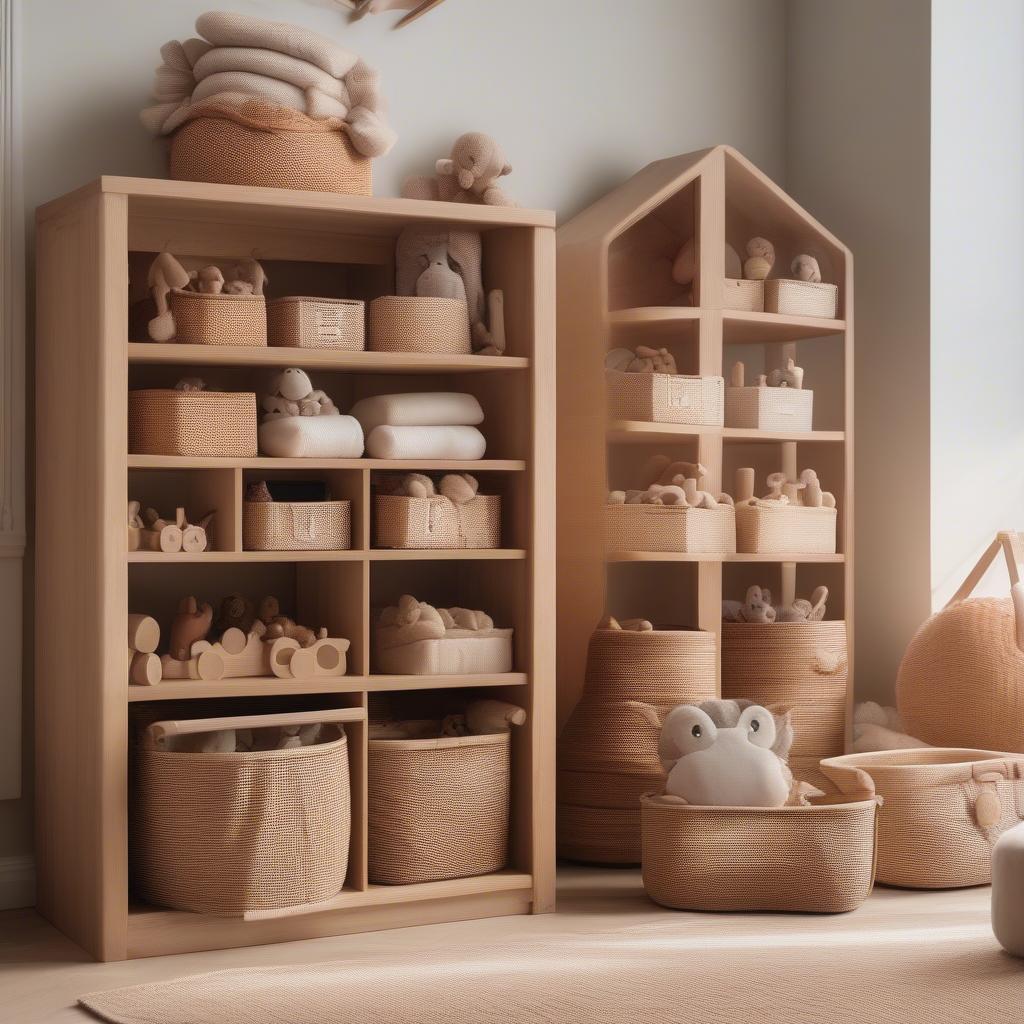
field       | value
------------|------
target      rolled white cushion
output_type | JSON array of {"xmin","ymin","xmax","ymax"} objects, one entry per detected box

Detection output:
[
  {"xmin": 349, "ymin": 392, "xmax": 483, "ymax": 436},
  {"xmin": 259, "ymin": 415, "xmax": 364, "ymax": 458},
  {"xmin": 366, "ymin": 425, "xmax": 486, "ymax": 461}
]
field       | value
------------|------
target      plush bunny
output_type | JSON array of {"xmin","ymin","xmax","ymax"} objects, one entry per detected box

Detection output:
[
  {"xmin": 146, "ymin": 252, "xmax": 191, "ymax": 341},
  {"xmin": 721, "ymin": 585, "xmax": 776, "ymax": 624}
]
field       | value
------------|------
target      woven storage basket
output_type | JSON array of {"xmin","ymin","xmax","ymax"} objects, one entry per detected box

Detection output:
[
  {"xmin": 368, "ymin": 732, "xmax": 510, "ymax": 884},
  {"xmin": 605, "ymin": 504, "xmax": 736, "ymax": 554},
  {"xmin": 721, "ymin": 621, "xmax": 848, "ymax": 792},
  {"xmin": 128, "ymin": 390, "xmax": 258, "ymax": 458},
  {"xmin": 374, "ymin": 629, "xmax": 513, "ymax": 675},
  {"xmin": 267, "ymin": 297, "xmax": 365, "ymax": 351},
  {"xmin": 367, "ymin": 296, "xmax": 472, "ymax": 354},
  {"xmin": 169, "ymin": 101, "xmax": 371, "ymax": 195},
  {"xmin": 169, "ymin": 290, "xmax": 267, "ymax": 347},
  {"xmin": 735, "ymin": 502, "xmax": 837, "ymax": 554},
  {"xmin": 725, "ymin": 385, "xmax": 814, "ymax": 431},
  {"xmin": 243, "ymin": 500, "xmax": 351, "ymax": 551},
  {"xmin": 821, "ymin": 748, "xmax": 1024, "ymax": 889},
  {"xmin": 765, "ymin": 279, "xmax": 838, "ymax": 318},
  {"xmin": 723, "ymin": 278, "xmax": 764, "ymax": 312},
  {"xmin": 606, "ymin": 370, "xmax": 724, "ymax": 425},
  {"xmin": 641, "ymin": 792, "xmax": 877, "ymax": 913},
  {"xmin": 374, "ymin": 493, "xmax": 500, "ymax": 550},
  {"xmin": 133, "ymin": 711, "xmax": 353, "ymax": 915}
]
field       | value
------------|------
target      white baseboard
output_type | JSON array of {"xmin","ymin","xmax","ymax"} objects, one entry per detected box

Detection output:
[{"xmin": 0, "ymin": 855, "xmax": 35, "ymax": 909}]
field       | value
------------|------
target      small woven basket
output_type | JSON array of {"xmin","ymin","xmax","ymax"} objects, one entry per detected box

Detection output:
[
  {"xmin": 821, "ymin": 748, "xmax": 1024, "ymax": 889},
  {"xmin": 368, "ymin": 732, "xmax": 510, "ymax": 884},
  {"xmin": 605, "ymin": 504, "xmax": 736, "ymax": 554},
  {"xmin": 267, "ymin": 297, "xmax": 365, "ymax": 350},
  {"xmin": 133, "ymin": 721, "xmax": 351, "ymax": 915},
  {"xmin": 725, "ymin": 386, "xmax": 814, "ymax": 431},
  {"xmin": 128, "ymin": 390, "xmax": 258, "ymax": 458},
  {"xmin": 243, "ymin": 500, "xmax": 351, "ymax": 551},
  {"xmin": 606, "ymin": 370, "xmax": 724, "ymax": 425},
  {"xmin": 367, "ymin": 296, "xmax": 472, "ymax": 354},
  {"xmin": 723, "ymin": 278, "xmax": 764, "ymax": 312},
  {"xmin": 765, "ymin": 279, "xmax": 838, "ymax": 318},
  {"xmin": 169, "ymin": 290, "xmax": 267, "ymax": 347},
  {"xmin": 374, "ymin": 493, "xmax": 500, "ymax": 549},
  {"xmin": 735, "ymin": 502, "xmax": 837, "ymax": 554},
  {"xmin": 641, "ymin": 793, "xmax": 877, "ymax": 913}
]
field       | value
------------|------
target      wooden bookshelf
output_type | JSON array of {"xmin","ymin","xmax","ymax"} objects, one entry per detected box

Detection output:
[{"xmin": 34, "ymin": 178, "xmax": 555, "ymax": 961}]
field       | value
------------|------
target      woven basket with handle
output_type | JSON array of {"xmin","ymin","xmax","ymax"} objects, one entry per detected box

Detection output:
[
  {"xmin": 725, "ymin": 385, "xmax": 814, "ymax": 431},
  {"xmin": 735, "ymin": 501, "xmax": 837, "ymax": 554},
  {"xmin": 764, "ymin": 279, "xmax": 838, "ymax": 318},
  {"xmin": 128, "ymin": 389, "xmax": 258, "ymax": 458},
  {"xmin": 267, "ymin": 297, "xmax": 365, "ymax": 350},
  {"xmin": 243, "ymin": 500, "xmax": 351, "ymax": 551},
  {"xmin": 605, "ymin": 504, "xmax": 736, "ymax": 554},
  {"xmin": 606, "ymin": 370, "xmax": 724, "ymax": 425},
  {"xmin": 169, "ymin": 290, "xmax": 267, "ymax": 347},
  {"xmin": 374, "ymin": 493, "xmax": 500, "ymax": 549}
]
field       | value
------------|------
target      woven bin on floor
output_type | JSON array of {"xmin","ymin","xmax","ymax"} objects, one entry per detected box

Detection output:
[
  {"xmin": 374, "ymin": 493, "xmax": 500, "ymax": 549},
  {"xmin": 821, "ymin": 748, "xmax": 1024, "ymax": 889},
  {"xmin": 133, "ymin": 723, "xmax": 351, "ymax": 915},
  {"xmin": 605, "ymin": 504, "xmax": 736, "ymax": 554},
  {"xmin": 368, "ymin": 732, "xmax": 509, "ymax": 884},
  {"xmin": 558, "ymin": 803, "xmax": 642, "ymax": 865},
  {"xmin": 723, "ymin": 278, "xmax": 764, "ymax": 312},
  {"xmin": 128, "ymin": 390, "xmax": 258, "ymax": 458},
  {"xmin": 725, "ymin": 385, "xmax": 814, "ymax": 431},
  {"xmin": 367, "ymin": 296, "xmax": 472, "ymax": 354},
  {"xmin": 735, "ymin": 502, "xmax": 837, "ymax": 554},
  {"xmin": 169, "ymin": 290, "xmax": 267, "ymax": 347},
  {"xmin": 243, "ymin": 500, "xmax": 351, "ymax": 551},
  {"xmin": 267, "ymin": 297, "xmax": 365, "ymax": 350},
  {"xmin": 764, "ymin": 279, "xmax": 838, "ymax": 318},
  {"xmin": 641, "ymin": 793, "xmax": 877, "ymax": 913},
  {"xmin": 606, "ymin": 370, "xmax": 724, "ymax": 426},
  {"xmin": 721, "ymin": 621, "xmax": 848, "ymax": 788}
]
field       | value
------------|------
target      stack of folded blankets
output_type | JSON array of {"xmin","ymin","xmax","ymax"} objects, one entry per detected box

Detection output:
[{"xmin": 350, "ymin": 393, "xmax": 487, "ymax": 460}]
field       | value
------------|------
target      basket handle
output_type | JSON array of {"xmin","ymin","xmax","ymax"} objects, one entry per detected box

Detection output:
[
  {"xmin": 817, "ymin": 755, "xmax": 877, "ymax": 802},
  {"xmin": 946, "ymin": 531, "xmax": 1024, "ymax": 607},
  {"xmin": 146, "ymin": 706, "xmax": 366, "ymax": 745}
]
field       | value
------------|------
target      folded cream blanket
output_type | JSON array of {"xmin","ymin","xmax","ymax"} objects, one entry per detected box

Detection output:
[
  {"xmin": 349, "ymin": 393, "xmax": 484, "ymax": 436},
  {"xmin": 365, "ymin": 425, "xmax": 487, "ymax": 461}
]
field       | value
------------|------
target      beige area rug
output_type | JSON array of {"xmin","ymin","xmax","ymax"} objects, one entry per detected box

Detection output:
[{"xmin": 79, "ymin": 915, "xmax": 1024, "ymax": 1024}]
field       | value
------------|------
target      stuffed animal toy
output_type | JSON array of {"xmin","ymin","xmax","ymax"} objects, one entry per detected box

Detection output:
[
  {"xmin": 743, "ymin": 237, "xmax": 775, "ymax": 281},
  {"xmin": 599, "ymin": 615, "xmax": 654, "ymax": 631},
  {"xmin": 215, "ymin": 593, "xmax": 257, "ymax": 635},
  {"xmin": 194, "ymin": 265, "xmax": 225, "ymax": 295},
  {"xmin": 146, "ymin": 252, "xmax": 191, "ymax": 341},
  {"xmin": 378, "ymin": 595, "xmax": 447, "ymax": 642},
  {"xmin": 792, "ymin": 254, "xmax": 822, "ymax": 283},
  {"xmin": 721, "ymin": 585, "xmax": 777, "ymax": 624},
  {"xmin": 168, "ymin": 596, "xmax": 214, "ymax": 661},
  {"xmin": 766, "ymin": 357, "xmax": 805, "ymax": 389},
  {"xmin": 402, "ymin": 132, "xmax": 514, "ymax": 206},
  {"xmin": 438, "ymin": 473, "xmax": 478, "ymax": 504},
  {"xmin": 415, "ymin": 241, "xmax": 468, "ymax": 301},
  {"xmin": 853, "ymin": 701, "xmax": 930, "ymax": 753},
  {"xmin": 465, "ymin": 699, "xmax": 526, "ymax": 734},
  {"xmin": 245, "ymin": 480, "xmax": 273, "ymax": 502},
  {"xmin": 174, "ymin": 377, "xmax": 206, "ymax": 392},
  {"xmin": 262, "ymin": 368, "xmax": 339, "ymax": 421}
]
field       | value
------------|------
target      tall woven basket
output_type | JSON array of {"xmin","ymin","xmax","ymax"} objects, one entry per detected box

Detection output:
[
  {"xmin": 821, "ymin": 748, "xmax": 1024, "ymax": 889},
  {"xmin": 558, "ymin": 628, "xmax": 717, "ymax": 864},
  {"xmin": 721, "ymin": 621, "xmax": 848, "ymax": 791},
  {"xmin": 368, "ymin": 732, "xmax": 510, "ymax": 884}
]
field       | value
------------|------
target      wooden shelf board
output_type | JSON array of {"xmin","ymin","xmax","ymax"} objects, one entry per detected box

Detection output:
[
  {"xmin": 722, "ymin": 427, "xmax": 845, "ymax": 443},
  {"xmin": 722, "ymin": 310, "xmax": 846, "ymax": 344},
  {"xmin": 608, "ymin": 306, "xmax": 701, "ymax": 329},
  {"xmin": 363, "ymin": 672, "xmax": 527, "ymax": 692},
  {"xmin": 725, "ymin": 552, "xmax": 845, "ymax": 563},
  {"xmin": 607, "ymin": 551, "xmax": 845, "ymax": 563},
  {"xmin": 607, "ymin": 419, "xmax": 718, "ymax": 444},
  {"xmin": 128, "ymin": 343, "xmax": 529, "ymax": 374},
  {"xmin": 128, "ymin": 455, "xmax": 527, "ymax": 471},
  {"xmin": 128, "ymin": 550, "xmax": 365, "ymax": 563},
  {"xmin": 368, "ymin": 548, "xmax": 526, "ymax": 561}
]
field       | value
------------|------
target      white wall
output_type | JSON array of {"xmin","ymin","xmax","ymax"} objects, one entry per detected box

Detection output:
[
  {"xmin": 2, "ymin": 0, "xmax": 790, "ymax": 881},
  {"xmin": 930, "ymin": 0, "xmax": 1024, "ymax": 608}
]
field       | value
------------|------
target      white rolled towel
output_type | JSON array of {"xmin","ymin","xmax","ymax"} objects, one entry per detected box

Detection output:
[
  {"xmin": 259, "ymin": 414, "xmax": 364, "ymax": 459},
  {"xmin": 366, "ymin": 425, "xmax": 486, "ymax": 461},
  {"xmin": 349, "ymin": 392, "xmax": 484, "ymax": 436}
]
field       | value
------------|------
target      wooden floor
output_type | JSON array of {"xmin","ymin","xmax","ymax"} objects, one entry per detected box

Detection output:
[{"xmin": 0, "ymin": 866, "xmax": 999, "ymax": 1023}]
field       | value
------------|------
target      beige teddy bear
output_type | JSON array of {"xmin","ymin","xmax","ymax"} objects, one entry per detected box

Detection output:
[{"xmin": 402, "ymin": 132, "xmax": 514, "ymax": 206}]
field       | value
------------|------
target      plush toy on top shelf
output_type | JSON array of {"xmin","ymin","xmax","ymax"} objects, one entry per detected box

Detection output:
[
  {"xmin": 605, "ymin": 345, "xmax": 678, "ymax": 375},
  {"xmin": 262, "ymin": 367, "xmax": 339, "ymax": 420},
  {"xmin": 743, "ymin": 237, "xmax": 776, "ymax": 281},
  {"xmin": 402, "ymin": 132, "xmax": 515, "ymax": 207},
  {"xmin": 791, "ymin": 254, "xmax": 822, "ymax": 283}
]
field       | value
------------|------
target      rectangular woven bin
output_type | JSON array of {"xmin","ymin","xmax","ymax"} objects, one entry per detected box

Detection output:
[
  {"xmin": 367, "ymin": 295, "xmax": 471, "ymax": 354},
  {"xmin": 243, "ymin": 500, "xmax": 352, "ymax": 551},
  {"xmin": 267, "ymin": 296, "xmax": 365, "ymax": 350},
  {"xmin": 735, "ymin": 502, "xmax": 837, "ymax": 553},
  {"xmin": 641, "ymin": 793, "xmax": 877, "ymax": 913},
  {"xmin": 374, "ymin": 629, "xmax": 513, "ymax": 675},
  {"xmin": 368, "ymin": 732, "xmax": 510, "ymax": 884},
  {"xmin": 374, "ymin": 493, "xmax": 500, "ymax": 549},
  {"xmin": 723, "ymin": 278, "xmax": 764, "ymax": 312},
  {"xmin": 128, "ymin": 390, "xmax": 258, "ymax": 458},
  {"xmin": 821, "ymin": 748, "xmax": 1024, "ymax": 889},
  {"xmin": 169, "ymin": 289, "xmax": 267, "ymax": 347},
  {"xmin": 606, "ymin": 370, "xmax": 724, "ymax": 425},
  {"xmin": 605, "ymin": 504, "xmax": 736, "ymax": 554},
  {"xmin": 764, "ymin": 279, "xmax": 838, "ymax": 318},
  {"xmin": 132, "ymin": 709, "xmax": 357, "ymax": 916},
  {"xmin": 725, "ymin": 386, "xmax": 814, "ymax": 431}
]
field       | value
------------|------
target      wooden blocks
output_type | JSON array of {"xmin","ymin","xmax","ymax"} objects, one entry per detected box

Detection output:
[
  {"xmin": 129, "ymin": 500, "xmax": 214, "ymax": 553},
  {"xmin": 127, "ymin": 612, "xmax": 162, "ymax": 686}
]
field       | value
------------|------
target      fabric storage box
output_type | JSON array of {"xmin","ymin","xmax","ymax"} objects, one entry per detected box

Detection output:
[
  {"xmin": 606, "ymin": 370, "xmax": 724, "ymax": 426},
  {"xmin": 725, "ymin": 385, "xmax": 814, "ymax": 431},
  {"xmin": 132, "ymin": 708, "xmax": 357, "ymax": 915},
  {"xmin": 267, "ymin": 297, "xmax": 365, "ymax": 351},
  {"xmin": 374, "ymin": 493, "xmax": 500, "ymax": 550},
  {"xmin": 243, "ymin": 500, "xmax": 352, "ymax": 551},
  {"xmin": 722, "ymin": 620, "xmax": 848, "ymax": 792},
  {"xmin": 821, "ymin": 749, "xmax": 1024, "ymax": 889},
  {"xmin": 735, "ymin": 502, "xmax": 837, "ymax": 554},
  {"xmin": 641, "ymin": 791, "xmax": 877, "ymax": 913},
  {"xmin": 128, "ymin": 389, "xmax": 258, "ymax": 458},
  {"xmin": 765, "ymin": 279, "xmax": 839, "ymax": 318},
  {"xmin": 367, "ymin": 296, "xmax": 472, "ymax": 354},
  {"xmin": 169, "ymin": 289, "xmax": 267, "ymax": 347},
  {"xmin": 374, "ymin": 627, "xmax": 514, "ymax": 675},
  {"xmin": 722, "ymin": 278, "xmax": 764, "ymax": 312},
  {"xmin": 368, "ymin": 731, "xmax": 510, "ymax": 884},
  {"xmin": 605, "ymin": 504, "xmax": 736, "ymax": 554}
]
